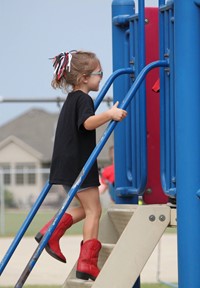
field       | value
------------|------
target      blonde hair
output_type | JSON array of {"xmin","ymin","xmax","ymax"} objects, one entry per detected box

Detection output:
[{"xmin": 51, "ymin": 51, "xmax": 101, "ymax": 92}]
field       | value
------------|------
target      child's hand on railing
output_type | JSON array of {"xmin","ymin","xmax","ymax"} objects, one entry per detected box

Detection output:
[
  {"xmin": 84, "ymin": 101, "xmax": 127, "ymax": 130},
  {"xmin": 109, "ymin": 101, "xmax": 127, "ymax": 121}
]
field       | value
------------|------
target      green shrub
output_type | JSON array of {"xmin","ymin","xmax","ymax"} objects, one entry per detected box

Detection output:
[{"xmin": 4, "ymin": 189, "xmax": 17, "ymax": 208}]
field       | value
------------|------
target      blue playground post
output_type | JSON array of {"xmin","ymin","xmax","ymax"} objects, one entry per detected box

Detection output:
[{"xmin": 174, "ymin": 0, "xmax": 200, "ymax": 287}]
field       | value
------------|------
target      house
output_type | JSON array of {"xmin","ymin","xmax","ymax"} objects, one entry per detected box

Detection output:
[{"xmin": 0, "ymin": 108, "xmax": 113, "ymax": 207}]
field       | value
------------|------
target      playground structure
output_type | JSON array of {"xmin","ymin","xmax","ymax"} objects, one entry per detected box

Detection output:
[{"xmin": 0, "ymin": 0, "xmax": 200, "ymax": 287}]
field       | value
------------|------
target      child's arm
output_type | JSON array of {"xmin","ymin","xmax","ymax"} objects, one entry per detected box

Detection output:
[{"xmin": 83, "ymin": 101, "xmax": 127, "ymax": 130}]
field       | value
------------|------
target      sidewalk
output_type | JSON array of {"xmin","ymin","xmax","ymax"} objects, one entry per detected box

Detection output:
[{"xmin": 0, "ymin": 234, "xmax": 178, "ymax": 286}]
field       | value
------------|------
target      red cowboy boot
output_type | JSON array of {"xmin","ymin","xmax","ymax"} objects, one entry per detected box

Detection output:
[
  {"xmin": 76, "ymin": 239, "xmax": 102, "ymax": 281},
  {"xmin": 35, "ymin": 213, "xmax": 73, "ymax": 263}
]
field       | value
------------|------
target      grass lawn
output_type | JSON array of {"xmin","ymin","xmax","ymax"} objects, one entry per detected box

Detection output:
[
  {"xmin": 1, "ymin": 209, "xmax": 83, "ymax": 237},
  {"xmin": 1, "ymin": 209, "xmax": 176, "ymax": 237}
]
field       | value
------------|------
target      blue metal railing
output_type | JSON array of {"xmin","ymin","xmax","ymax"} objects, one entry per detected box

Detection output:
[
  {"xmin": 0, "ymin": 180, "xmax": 51, "ymax": 276},
  {"xmin": 132, "ymin": 0, "xmax": 146, "ymax": 194},
  {"xmin": 14, "ymin": 60, "xmax": 168, "ymax": 288},
  {"xmin": 127, "ymin": 14, "xmax": 138, "ymax": 187},
  {"xmin": 159, "ymin": 0, "xmax": 176, "ymax": 196},
  {"xmin": 112, "ymin": 0, "xmax": 147, "ymax": 201},
  {"xmin": 94, "ymin": 67, "xmax": 134, "ymax": 110},
  {"xmin": 0, "ymin": 67, "xmax": 133, "ymax": 276},
  {"xmin": 112, "ymin": 1, "xmax": 136, "ymax": 204}
]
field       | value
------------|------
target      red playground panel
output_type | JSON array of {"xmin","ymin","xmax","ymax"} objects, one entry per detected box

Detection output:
[{"xmin": 143, "ymin": 7, "xmax": 168, "ymax": 204}]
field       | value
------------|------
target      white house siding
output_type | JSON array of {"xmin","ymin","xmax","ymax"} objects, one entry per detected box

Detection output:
[{"xmin": 0, "ymin": 141, "xmax": 45, "ymax": 208}]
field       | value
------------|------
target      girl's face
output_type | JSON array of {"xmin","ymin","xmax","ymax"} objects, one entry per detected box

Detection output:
[
  {"xmin": 86, "ymin": 65, "xmax": 103, "ymax": 93},
  {"xmin": 74, "ymin": 63, "xmax": 103, "ymax": 94}
]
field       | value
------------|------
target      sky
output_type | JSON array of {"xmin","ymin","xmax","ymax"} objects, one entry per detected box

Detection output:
[{"xmin": 0, "ymin": 0, "xmax": 157, "ymax": 126}]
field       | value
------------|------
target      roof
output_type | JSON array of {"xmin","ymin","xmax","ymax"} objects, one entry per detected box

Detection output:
[
  {"xmin": 0, "ymin": 135, "xmax": 43, "ymax": 160},
  {"xmin": 0, "ymin": 108, "xmax": 113, "ymax": 164},
  {"xmin": 0, "ymin": 109, "xmax": 58, "ymax": 162}
]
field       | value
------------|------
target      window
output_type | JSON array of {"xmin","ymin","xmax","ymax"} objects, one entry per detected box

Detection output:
[
  {"xmin": 42, "ymin": 163, "xmax": 50, "ymax": 184},
  {"xmin": 15, "ymin": 163, "xmax": 36, "ymax": 185},
  {"xmin": 0, "ymin": 164, "xmax": 11, "ymax": 185},
  {"xmin": 15, "ymin": 164, "xmax": 24, "ymax": 184},
  {"xmin": 27, "ymin": 169, "xmax": 36, "ymax": 184}
]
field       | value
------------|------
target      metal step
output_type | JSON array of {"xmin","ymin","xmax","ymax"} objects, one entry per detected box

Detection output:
[
  {"xmin": 62, "ymin": 243, "xmax": 115, "ymax": 288},
  {"xmin": 92, "ymin": 205, "xmax": 171, "ymax": 288},
  {"xmin": 107, "ymin": 204, "xmax": 138, "ymax": 236},
  {"xmin": 98, "ymin": 243, "xmax": 115, "ymax": 269},
  {"xmin": 62, "ymin": 204, "xmax": 172, "ymax": 288}
]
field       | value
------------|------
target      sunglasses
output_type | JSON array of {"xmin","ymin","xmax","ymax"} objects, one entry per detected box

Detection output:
[{"xmin": 90, "ymin": 71, "xmax": 103, "ymax": 77}]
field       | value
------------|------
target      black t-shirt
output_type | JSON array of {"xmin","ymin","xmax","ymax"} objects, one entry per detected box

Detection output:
[{"xmin": 49, "ymin": 90, "xmax": 100, "ymax": 188}]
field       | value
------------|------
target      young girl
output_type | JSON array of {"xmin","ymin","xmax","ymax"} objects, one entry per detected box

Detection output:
[{"xmin": 35, "ymin": 50, "xmax": 127, "ymax": 281}]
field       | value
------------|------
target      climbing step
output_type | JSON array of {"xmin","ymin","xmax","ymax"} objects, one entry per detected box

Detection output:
[
  {"xmin": 62, "ymin": 204, "xmax": 172, "ymax": 288},
  {"xmin": 62, "ymin": 242, "xmax": 115, "ymax": 288},
  {"xmin": 107, "ymin": 204, "xmax": 137, "ymax": 236}
]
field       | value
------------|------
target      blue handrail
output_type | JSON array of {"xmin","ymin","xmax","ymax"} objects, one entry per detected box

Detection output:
[
  {"xmin": 159, "ymin": 0, "xmax": 176, "ymax": 196},
  {"xmin": 0, "ymin": 67, "xmax": 133, "ymax": 276},
  {"xmin": 14, "ymin": 60, "xmax": 168, "ymax": 287},
  {"xmin": 94, "ymin": 67, "xmax": 134, "ymax": 110},
  {"xmin": 135, "ymin": 0, "xmax": 146, "ymax": 194},
  {"xmin": 0, "ymin": 181, "xmax": 51, "ymax": 275},
  {"xmin": 116, "ymin": 0, "xmax": 146, "ymax": 199}
]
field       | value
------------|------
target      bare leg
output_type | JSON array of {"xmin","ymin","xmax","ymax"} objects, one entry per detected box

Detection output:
[
  {"xmin": 68, "ymin": 199, "xmax": 85, "ymax": 224},
  {"xmin": 76, "ymin": 187, "xmax": 102, "ymax": 241}
]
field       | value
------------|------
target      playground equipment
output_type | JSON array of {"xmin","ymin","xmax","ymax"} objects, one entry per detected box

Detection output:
[{"xmin": 1, "ymin": 0, "xmax": 200, "ymax": 287}]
